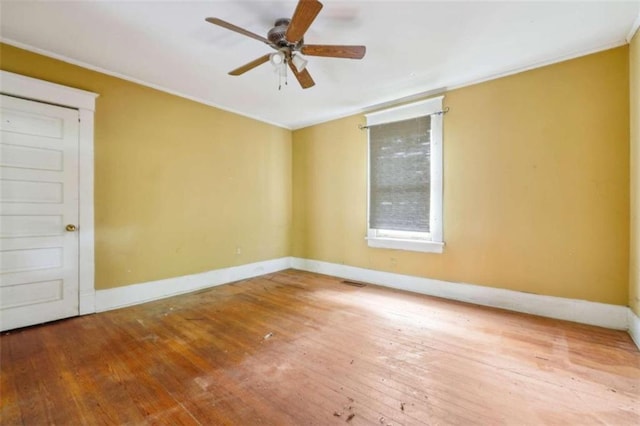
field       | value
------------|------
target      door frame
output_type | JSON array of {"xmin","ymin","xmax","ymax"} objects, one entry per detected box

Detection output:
[{"xmin": 1, "ymin": 70, "xmax": 98, "ymax": 315}]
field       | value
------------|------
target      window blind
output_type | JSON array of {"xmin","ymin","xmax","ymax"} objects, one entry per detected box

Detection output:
[{"xmin": 369, "ymin": 115, "xmax": 431, "ymax": 233}]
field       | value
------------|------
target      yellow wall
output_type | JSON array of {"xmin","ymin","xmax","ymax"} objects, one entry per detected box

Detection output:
[
  {"xmin": 293, "ymin": 46, "xmax": 630, "ymax": 305},
  {"xmin": 631, "ymin": 30, "xmax": 640, "ymax": 315},
  {"xmin": 1, "ymin": 42, "xmax": 632, "ymax": 306},
  {"xmin": 0, "ymin": 43, "xmax": 292, "ymax": 290}
]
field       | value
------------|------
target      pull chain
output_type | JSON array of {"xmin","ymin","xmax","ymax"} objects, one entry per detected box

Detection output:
[{"xmin": 278, "ymin": 60, "xmax": 288, "ymax": 90}]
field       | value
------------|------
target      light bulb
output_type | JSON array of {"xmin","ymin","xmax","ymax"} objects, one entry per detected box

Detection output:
[
  {"xmin": 270, "ymin": 51, "xmax": 284, "ymax": 66},
  {"xmin": 291, "ymin": 54, "xmax": 308, "ymax": 72}
]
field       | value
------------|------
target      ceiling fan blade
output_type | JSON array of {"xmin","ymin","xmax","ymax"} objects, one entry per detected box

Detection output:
[
  {"xmin": 228, "ymin": 54, "xmax": 271, "ymax": 76},
  {"xmin": 285, "ymin": 0, "xmax": 323, "ymax": 43},
  {"xmin": 301, "ymin": 44, "xmax": 366, "ymax": 59},
  {"xmin": 288, "ymin": 61, "xmax": 315, "ymax": 89},
  {"xmin": 205, "ymin": 17, "xmax": 272, "ymax": 45}
]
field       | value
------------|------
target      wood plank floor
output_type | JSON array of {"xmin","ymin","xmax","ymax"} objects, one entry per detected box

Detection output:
[{"xmin": 1, "ymin": 269, "xmax": 639, "ymax": 425}]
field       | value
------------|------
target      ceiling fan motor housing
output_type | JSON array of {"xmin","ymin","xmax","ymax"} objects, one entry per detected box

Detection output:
[{"xmin": 268, "ymin": 18, "xmax": 302, "ymax": 48}]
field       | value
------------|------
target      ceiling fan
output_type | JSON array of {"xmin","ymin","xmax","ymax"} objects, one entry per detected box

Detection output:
[{"xmin": 205, "ymin": 0, "xmax": 366, "ymax": 89}]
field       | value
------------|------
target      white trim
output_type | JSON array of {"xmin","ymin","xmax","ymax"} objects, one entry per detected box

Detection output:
[
  {"xmin": 86, "ymin": 254, "xmax": 640, "ymax": 349},
  {"xmin": 366, "ymin": 237, "xmax": 444, "ymax": 254},
  {"xmin": 1, "ymin": 37, "xmax": 627, "ymax": 132},
  {"xmin": 95, "ymin": 257, "xmax": 291, "ymax": 312},
  {"xmin": 0, "ymin": 38, "xmax": 290, "ymax": 130},
  {"xmin": 365, "ymin": 96, "xmax": 444, "ymax": 126},
  {"xmin": 0, "ymin": 70, "xmax": 97, "ymax": 111},
  {"xmin": 290, "ymin": 257, "xmax": 629, "ymax": 330},
  {"xmin": 439, "ymin": 41, "xmax": 627, "ymax": 95},
  {"xmin": 78, "ymin": 108, "xmax": 95, "ymax": 314},
  {"xmin": 291, "ymin": 41, "xmax": 627, "ymax": 130},
  {"xmin": 629, "ymin": 309, "xmax": 640, "ymax": 351},
  {"xmin": 626, "ymin": 11, "xmax": 640, "ymax": 43},
  {"xmin": 429, "ymin": 101, "xmax": 444, "ymax": 243},
  {"xmin": 0, "ymin": 70, "xmax": 98, "ymax": 316}
]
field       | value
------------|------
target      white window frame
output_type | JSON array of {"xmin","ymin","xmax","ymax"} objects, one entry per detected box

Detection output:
[{"xmin": 366, "ymin": 96, "xmax": 444, "ymax": 254}]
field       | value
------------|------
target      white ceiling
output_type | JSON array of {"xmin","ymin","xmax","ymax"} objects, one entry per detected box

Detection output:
[{"xmin": 1, "ymin": 1, "xmax": 639, "ymax": 129}]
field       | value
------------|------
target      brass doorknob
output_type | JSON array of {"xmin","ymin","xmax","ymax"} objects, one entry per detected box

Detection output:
[{"xmin": 65, "ymin": 224, "xmax": 77, "ymax": 232}]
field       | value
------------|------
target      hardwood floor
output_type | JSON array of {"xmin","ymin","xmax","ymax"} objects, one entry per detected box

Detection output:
[{"xmin": 1, "ymin": 269, "xmax": 639, "ymax": 425}]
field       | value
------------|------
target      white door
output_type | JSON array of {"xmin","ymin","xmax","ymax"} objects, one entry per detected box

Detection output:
[{"xmin": 0, "ymin": 94, "xmax": 80, "ymax": 331}]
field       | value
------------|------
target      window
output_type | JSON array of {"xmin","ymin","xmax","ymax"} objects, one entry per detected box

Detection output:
[{"xmin": 366, "ymin": 96, "xmax": 444, "ymax": 253}]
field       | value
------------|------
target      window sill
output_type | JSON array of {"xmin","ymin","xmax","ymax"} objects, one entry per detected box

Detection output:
[{"xmin": 366, "ymin": 237, "xmax": 444, "ymax": 254}]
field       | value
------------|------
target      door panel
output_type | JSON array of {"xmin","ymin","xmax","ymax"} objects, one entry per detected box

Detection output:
[
  {"xmin": 1, "ymin": 179, "xmax": 63, "ymax": 203},
  {"xmin": 0, "ymin": 109, "xmax": 64, "ymax": 138},
  {"xmin": 0, "ymin": 215, "xmax": 63, "ymax": 238},
  {"xmin": 1, "ymin": 143, "xmax": 64, "ymax": 171},
  {"xmin": 0, "ymin": 94, "xmax": 80, "ymax": 331},
  {"xmin": 1, "ymin": 279, "xmax": 63, "ymax": 310},
  {"xmin": 1, "ymin": 247, "xmax": 63, "ymax": 273}
]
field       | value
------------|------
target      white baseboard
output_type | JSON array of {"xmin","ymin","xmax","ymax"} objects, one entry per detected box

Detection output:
[
  {"xmin": 94, "ymin": 257, "xmax": 292, "ymax": 312},
  {"xmin": 290, "ymin": 257, "xmax": 629, "ymax": 331},
  {"xmin": 629, "ymin": 309, "xmax": 640, "ymax": 350},
  {"xmin": 92, "ymin": 255, "xmax": 639, "ymax": 350}
]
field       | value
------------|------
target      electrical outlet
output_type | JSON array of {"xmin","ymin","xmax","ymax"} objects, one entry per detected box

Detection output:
[{"xmin": 236, "ymin": 247, "xmax": 242, "ymax": 255}]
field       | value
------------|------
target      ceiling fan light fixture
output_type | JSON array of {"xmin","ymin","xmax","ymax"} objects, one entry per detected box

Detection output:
[
  {"xmin": 270, "ymin": 51, "xmax": 285, "ymax": 66},
  {"xmin": 291, "ymin": 54, "xmax": 308, "ymax": 72}
]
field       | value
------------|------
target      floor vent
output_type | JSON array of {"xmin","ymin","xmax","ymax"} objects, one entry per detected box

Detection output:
[{"xmin": 341, "ymin": 280, "xmax": 367, "ymax": 287}]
